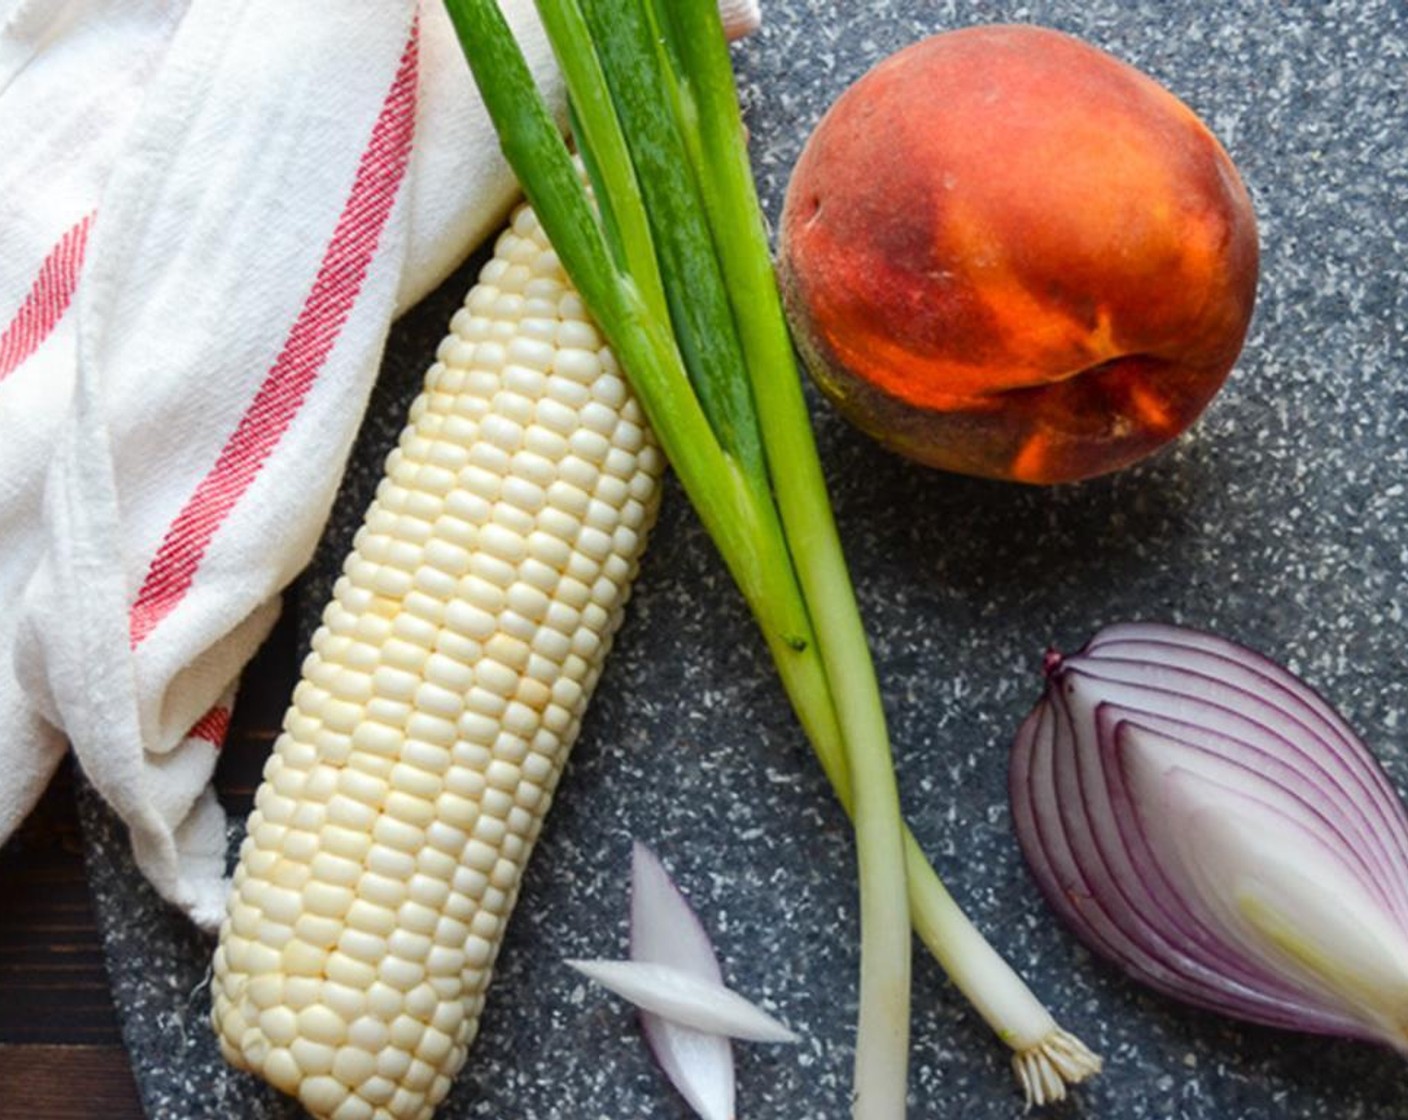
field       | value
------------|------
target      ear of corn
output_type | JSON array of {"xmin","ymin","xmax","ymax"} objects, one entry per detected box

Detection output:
[{"xmin": 211, "ymin": 197, "xmax": 663, "ymax": 1120}]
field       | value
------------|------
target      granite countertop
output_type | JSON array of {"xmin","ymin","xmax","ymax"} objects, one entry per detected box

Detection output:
[{"xmin": 79, "ymin": 1, "xmax": 1408, "ymax": 1117}]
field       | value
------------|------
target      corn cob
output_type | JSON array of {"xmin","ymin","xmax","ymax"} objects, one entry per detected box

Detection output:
[{"xmin": 211, "ymin": 197, "xmax": 663, "ymax": 1120}]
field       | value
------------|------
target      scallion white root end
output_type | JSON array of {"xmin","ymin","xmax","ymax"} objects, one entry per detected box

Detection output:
[{"xmin": 1012, "ymin": 1028, "xmax": 1103, "ymax": 1110}]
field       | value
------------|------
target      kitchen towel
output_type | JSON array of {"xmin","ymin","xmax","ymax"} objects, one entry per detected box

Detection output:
[{"xmin": 0, "ymin": 0, "xmax": 752, "ymax": 932}]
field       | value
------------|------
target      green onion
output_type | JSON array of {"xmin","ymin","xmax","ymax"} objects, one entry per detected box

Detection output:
[{"xmin": 443, "ymin": 0, "xmax": 1100, "ymax": 1111}]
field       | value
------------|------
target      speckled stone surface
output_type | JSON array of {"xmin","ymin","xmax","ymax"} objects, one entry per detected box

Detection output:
[{"xmin": 80, "ymin": 2, "xmax": 1408, "ymax": 1117}]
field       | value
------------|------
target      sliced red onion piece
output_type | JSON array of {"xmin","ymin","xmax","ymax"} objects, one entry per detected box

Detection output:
[
  {"xmin": 641, "ymin": 1020, "xmax": 734, "ymax": 1120},
  {"xmin": 566, "ymin": 959, "xmax": 799, "ymax": 1043},
  {"xmin": 1011, "ymin": 622, "xmax": 1408, "ymax": 1052},
  {"xmin": 568, "ymin": 843, "xmax": 798, "ymax": 1120},
  {"xmin": 630, "ymin": 840, "xmax": 724, "ymax": 981},
  {"xmin": 628, "ymin": 841, "xmax": 737, "ymax": 1120}
]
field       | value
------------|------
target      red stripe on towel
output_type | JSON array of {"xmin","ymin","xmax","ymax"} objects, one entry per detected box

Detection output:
[
  {"xmin": 0, "ymin": 212, "xmax": 94, "ymax": 381},
  {"xmin": 187, "ymin": 704, "xmax": 233, "ymax": 748},
  {"xmin": 129, "ymin": 24, "xmax": 418, "ymax": 649}
]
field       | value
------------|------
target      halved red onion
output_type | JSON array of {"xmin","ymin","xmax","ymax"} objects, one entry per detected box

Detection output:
[{"xmin": 1010, "ymin": 622, "xmax": 1408, "ymax": 1052}]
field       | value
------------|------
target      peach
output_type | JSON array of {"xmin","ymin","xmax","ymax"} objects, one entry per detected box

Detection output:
[{"xmin": 778, "ymin": 24, "xmax": 1259, "ymax": 484}]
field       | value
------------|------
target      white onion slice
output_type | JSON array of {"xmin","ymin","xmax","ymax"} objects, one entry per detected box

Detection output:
[{"xmin": 1010, "ymin": 622, "xmax": 1408, "ymax": 1052}]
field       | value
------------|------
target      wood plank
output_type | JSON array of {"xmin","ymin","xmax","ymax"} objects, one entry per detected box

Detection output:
[
  {"xmin": 215, "ymin": 598, "xmax": 300, "ymax": 814},
  {"xmin": 0, "ymin": 1044, "xmax": 143, "ymax": 1119},
  {"xmin": 0, "ymin": 764, "xmax": 123, "ymax": 1048}
]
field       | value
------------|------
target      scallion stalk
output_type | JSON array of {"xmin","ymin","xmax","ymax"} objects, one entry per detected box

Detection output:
[{"xmin": 444, "ymin": 0, "xmax": 1099, "ymax": 1110}]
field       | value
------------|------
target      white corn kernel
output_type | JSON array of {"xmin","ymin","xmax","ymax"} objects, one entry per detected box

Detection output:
[
  {"xmin": 325, "ymin": 795, "xmax": 376, "ymax": 832},
  {"xmin": 358, "ymin": 1075, "xmax": 398, "ymax": 1106},
  {"xmin": 414, "ymin": 847, "xmax": 459, "ymax": 884},
  {"xmin": 325, "ymin": 952, "xmax": 377, "ymax": 992},
  {"xmin": 320, "ymin": 983, "xmax": 368, "ymax": 1026},
  {"xmin": 378, "ymin": 956, "xmax": 427, "ymax": 994},
  {"xmin": 332, "ymin": 1046, "xmax": 378, "ymax": 1089},
  {"xmin": 338, "ymin": 929, "xmax": 389, "ymax": 966},
  {"xmin": 298, "ymin": 1072, "xmax": 345, "ymax": 1104},
  {"xmin": 282, "ymin": 940, "xmax": 329, "ymax": 977},
  {"xmin": 347, "ymin": 1014, "xmax": 391, "ymax": 1053},
  {"xmin": 260, "ymin": 1006, "xmax": 299, "ymax": 1047},
  {"xmin": 356, "ymin": 873, "xmax": 407, "ymax": 911},
  {"xmin": 298, "ymin": 1005, "xmax": 349, "ymax": 1048}
]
